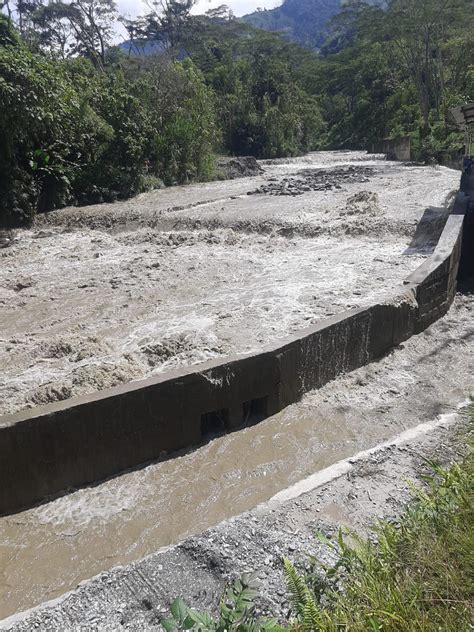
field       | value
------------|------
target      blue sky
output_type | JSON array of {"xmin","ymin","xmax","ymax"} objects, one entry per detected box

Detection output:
[{"xmin": 117, "ymin": 0, "xmax": 282, "ymax": 20}]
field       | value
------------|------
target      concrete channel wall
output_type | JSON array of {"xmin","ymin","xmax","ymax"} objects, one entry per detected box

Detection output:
[
  {"xmin": 372, "ymin": 137, "xmax": 412, "ymax": 161},
  {"xmin": 0, "ymin": 211, "xmax": 467, "ymax": 515}
]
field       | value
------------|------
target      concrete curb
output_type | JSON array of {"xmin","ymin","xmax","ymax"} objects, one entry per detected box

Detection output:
[{"xmin": 0, "ymin": 209, "xmax": 466, "ymax": 515}]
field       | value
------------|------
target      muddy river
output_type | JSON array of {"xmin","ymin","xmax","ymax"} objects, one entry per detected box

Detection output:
[
  {"xmin": 0, "ymin": 152, "xmax": 458, "ymax": 416},
  {"xmin": 0, "ymin": 151, "xmax": 465, "ymax": 621}
]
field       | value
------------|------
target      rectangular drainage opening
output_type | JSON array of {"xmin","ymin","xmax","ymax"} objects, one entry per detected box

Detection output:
[
  {"xmin": 242, "ymin": 396, "xmax": 269, "ymax": 427},
  {"xmin": 201, "ymin": 408, "xmax": 229, "ymax": 439}
]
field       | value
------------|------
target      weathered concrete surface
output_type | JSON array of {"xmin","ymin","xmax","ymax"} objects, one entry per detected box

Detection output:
[
  {"xmin": 406, "ymin": 214, "xmax": 464, "ymax": 332},
  {"xmin": 0, "ymin": 289, "xmax": 445, "ymax": 515},
  {"xmin": 457, "ymin": 164, "xmax": 474, "ymax": 279},
  {"xmin": 438, "ymin": 150, "xmax": 463, "ymax": 171},
  {"xmin": 372, "ymin": 137, "xmax": 411, "ymax": 161},
  {"xmin": 0, "ymin": 157, "xmax": 465, "ymax": 515},
  {"xmin": 215, "ymin": 156, "xmax": 263, "ymax": 180}
]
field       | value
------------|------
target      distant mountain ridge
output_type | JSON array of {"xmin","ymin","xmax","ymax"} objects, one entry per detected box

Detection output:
[
  {"xmin": 117, "ymin": 0, "xmax": 383, "ymax": 58},
  {"xmin": 242, "ymin": 0, "xmax": 381, "ymax": 49},
  {"xmin": 118, "ymin": 40, "xmax": 167, "ymax": 56}
]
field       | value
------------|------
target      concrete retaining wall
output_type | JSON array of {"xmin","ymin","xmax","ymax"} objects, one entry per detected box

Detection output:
[
  {"xmin": 437, "ymin": 150, "xmax": 464, "ymax": 171},
  {"xmin": 0, "ymin": 212, "xmax": 466, "ymax": 515},
  {"xmin": 372, "ymin": 137, "xmax": 412, "ymax": 161},
  {"xmin": 454, "ymin": 160, "xmax": 474, "ymax": 278}
]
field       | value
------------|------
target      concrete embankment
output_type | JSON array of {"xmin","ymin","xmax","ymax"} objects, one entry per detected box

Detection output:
[{"xmin": 0, "ymin": 154, "xmax": 467, "ymax": 515}]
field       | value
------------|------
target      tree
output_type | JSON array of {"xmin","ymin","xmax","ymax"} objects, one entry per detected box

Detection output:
[
  {"xmin": 30, "ymin": 1, "xmax": 75, "ymax": 58},
  {"xmin": 63, "ymin": 0, "xmax": 117, "ymax": 68},
  {"xmin": 1, "ymin": 0, "xmax": 42, "ymax": 48},
  {"xmin": 0, "ymin": 0, "xmax": 13, "ymax": 20},
  {"xmin": 385, "ymin": 0, "xmax": 467, "ymax": 136},
  {"xmin": 0, "ymin": 16, "xmax": 86, "ymax": 223},
  {"xmin": 144, "ymin": 0, "xmax": 196, "ymax": 49},
  {"xmin": 205, "ymin": 4, "xmax": 232, "ymax": 21},
  {"xmin": 118, "ymin": 14, "xmax": 149, "ymax": 56},
  {"xmin": 133, "ymin": 58, "xmax": 218, "ymax": 183},
  {"xmin": 1, "ymin": 0, "xmax": 117, "ymax": 65}
]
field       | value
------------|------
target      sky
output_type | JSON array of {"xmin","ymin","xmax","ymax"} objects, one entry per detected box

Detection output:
[{"xmin": 117, "ymin": 0, "xmax": 282, "ymax": 21}]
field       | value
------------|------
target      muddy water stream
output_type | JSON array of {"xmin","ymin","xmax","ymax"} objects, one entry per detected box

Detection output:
[
  {"xmin": 0, "ymin": 151, "xmax": 464, "ymax": 620},
  {"xmin": 0, "ymin": 394, "xmax": 405, "ymax": 620}
]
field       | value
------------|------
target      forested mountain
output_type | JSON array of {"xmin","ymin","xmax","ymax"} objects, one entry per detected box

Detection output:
[
  {"xmin": 0, "ymin": 0, "xmax": 473, "ymax": 229},
  {"xmin": 120, "ymin": 1, "xmax": 341, "ymax": 56},
  {"xmin": 242, "ymin": 0, "xmax": 383, "ymax": 49},
  {"xmin": 243, "ymin": 0, "xmax": 341, "ymax": 49}
]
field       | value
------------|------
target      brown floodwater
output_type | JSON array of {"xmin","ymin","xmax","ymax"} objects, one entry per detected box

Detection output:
[
  {"xmin": 0, "ymin": 151, "xmax": 463, "ymax": 621},
  {"xmin": 0, "ymin": 389, "xmax": 403, "ymax": 620}
]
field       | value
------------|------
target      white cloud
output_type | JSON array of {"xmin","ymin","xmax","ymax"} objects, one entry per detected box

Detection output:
[
  {"xmin": 194, "ymin": 0, "xmax": 281, "ymax": 16},
  {"xmin": 117, "ymin": 0, "xmax": 282, "ymax": 20}
]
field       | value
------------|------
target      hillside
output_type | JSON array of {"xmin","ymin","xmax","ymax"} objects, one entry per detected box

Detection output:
[
  {"xmin": 242, "ymin": 0, "xmax": 383, "ymax": 49},
  {"xmin": 118, "ymin": 0, "xmax": 384, "ymax": 58}
]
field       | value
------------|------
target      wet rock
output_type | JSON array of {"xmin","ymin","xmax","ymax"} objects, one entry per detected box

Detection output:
[
  {"xmin": 215, "ymin": 156, "xmax": 264, "ymax": 180},
  {"xmin": 249, "ymin": 166, "xmax": 375, "ymax": 196}
]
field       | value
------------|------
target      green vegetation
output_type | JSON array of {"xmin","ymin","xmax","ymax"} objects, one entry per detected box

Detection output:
[
  {"xmin": 283, "ymin": 447, "xmax": 473, "ymax": 630},
  {"xmin": 162, "ymin": 575, "xmax": 284, "ymax": 631},
  {"xmin": 163, "ymin": 423, "xmax": 473, "ymax": 630},
  {"xmin": 185, "ymin": 25, "xmax": 324, "ymax": 159},
  {"xmin": 0, "ymin": 10, "xmax": 218, "ymax": 227},
  {"xmin": 310, "ymin": 0, "xmax": 474, "ymax": 156},
  {"xmin": 1, "ymin": 0, "xmax": 473, "ymax": 227}
]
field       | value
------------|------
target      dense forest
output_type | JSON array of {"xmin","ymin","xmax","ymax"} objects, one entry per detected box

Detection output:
[{"xmin": 0, "ymin": 0, "xmax": 473, "ymax": 227}]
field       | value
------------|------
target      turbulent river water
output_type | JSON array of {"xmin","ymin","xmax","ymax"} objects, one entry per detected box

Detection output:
[{"xmin": 0, "ymin": 151, "xmax": 466, "ymax": 620}]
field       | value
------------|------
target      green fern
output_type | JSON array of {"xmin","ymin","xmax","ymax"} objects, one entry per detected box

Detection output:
[
  {"xmin": 283, "ymin": 557, "xmax": 323, "ymax": 625},
  {"xmin": 302, "ymin": 598, "xmax": 324, "ymax": 631},
  {"xmin": 283, "ymin": 558, "xmax": 308, "ymax": 619}
]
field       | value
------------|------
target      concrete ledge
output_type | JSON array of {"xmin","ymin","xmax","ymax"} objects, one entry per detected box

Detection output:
[
  {"xmin": 0, "ymin": 209, "xmax": 466, "ymax": 515},
  {"xmin": 405, "ymin": 215, "xmax": 464, "ymax": 331}
]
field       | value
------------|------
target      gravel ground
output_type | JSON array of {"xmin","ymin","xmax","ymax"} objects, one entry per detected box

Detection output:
[{"xmin": 0, "ymin": 152, "xmax": 459, "ymax": 417}]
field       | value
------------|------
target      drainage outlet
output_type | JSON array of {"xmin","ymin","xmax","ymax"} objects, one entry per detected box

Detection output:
[
  {"xmin": 201, "ymin": 408, "xmax": 229, "ymax": 439},
  {"xmin": 242, "ymin": 396, "xmax": 269, "ymax": 426}
]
